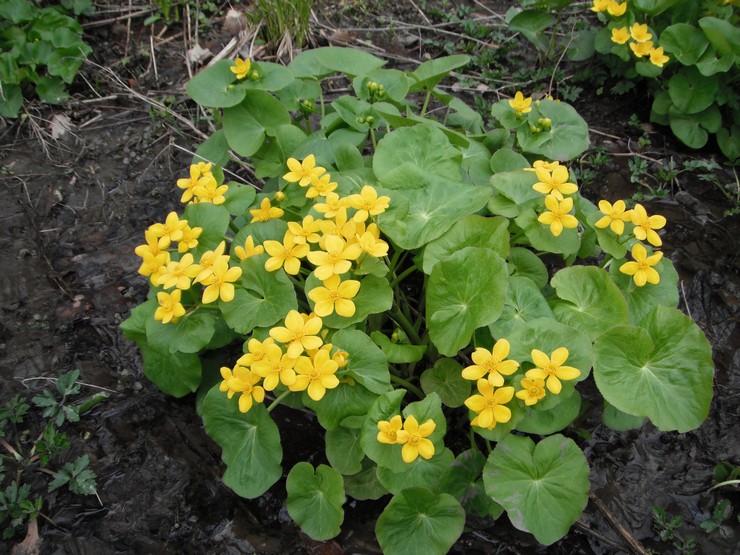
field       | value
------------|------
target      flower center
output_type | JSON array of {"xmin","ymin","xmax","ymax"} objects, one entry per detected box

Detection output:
[
  {"xmin": 528, "ymin": 387, "xmax": 540, "ymax": 396},
  {"xmin": 484, "ymin": 398, "xmax": 496, "ymax": 408},
  {"xmin": 328, "ymin": 291, "xmax": 341, "ymax": 302},
  {"xmin": 407, "ymin": 433, "xmax": 421, "ymax": 446}
]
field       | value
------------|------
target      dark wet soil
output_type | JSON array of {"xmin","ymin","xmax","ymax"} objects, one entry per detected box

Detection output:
[{"xmin": 1, "ymin": 1, "xmax": 738, "ymax": 554}]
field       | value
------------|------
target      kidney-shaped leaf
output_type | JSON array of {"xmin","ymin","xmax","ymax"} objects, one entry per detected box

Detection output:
[
  {"xmin": 516, "ymin": 100, "xmax": 590, "ymax": 160},
  {"xmin": 427, "ymin": 247, "xmax": 508, "ymax": 356},
  {"xmin": 314, "ymin": 46, "xmax": 386, "ymax": 76},
  {"xmin": 407, "ymin": 54, "xmax": 470, "ymax": 92},
  {"xmin": 593, "ymin": 306, "xmax": 714, "ymax": 432},
  {"xmin": 483, "ymin": 434, "xmax": 589, "ymax": 545},
  {"xmin": 202, "ymin": 387, "xmax": 282, "ymax": 498},
  {"xmin": 376, "ymin": 488, "xmax": 465, "ymax": 555},
  {"xmin": 286, "ymin": 462, "xmax": 345, "ymax": 541},
  {"xmin": 332, "ymin": 329, "xmax": 391, "ymax": 395},
  {"xmin": 187, "ymin": 60, "xmax": 245, "ymax": 108}
]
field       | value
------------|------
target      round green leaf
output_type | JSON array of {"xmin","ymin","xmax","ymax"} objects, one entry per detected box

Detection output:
[
  {"xmin": 222, "ymin": 183, "xmax": 257, "ymax": 216},
  {"xmin": 509, "ymin": 9, "xmax": 555, "ymax": 53},
  {"xmin": 223, "ymin": 90, "xmax": 291, "ymax": 156},
  {"xmin": 550, "ymin": 266, "xmax": 629, "ymax": 340},
  {"xmin": 375, "ymin": 488, "xmax": 465, "ymax": 555},
  {"xmin": 515, "ymin": 390, "xmax": 581, "ymax": 435},
  {"xmin": 423, "ymin": 215, "xmax": 510, "ymax": 274},
  {"xmin": 593, "ymin": 306, "xmax": 714, "ymax": 432},
  {"xmin": 286, "ymin": 463, "xmax": 345, "ymax": 541},
  {"xmin": 490, "ymin": 169, "xmax": 540, "ymax": 206},
  {"xmin": 314, "ymin": 47, "xmax": 386, "ymax": 77},
  {"xmin": 490, "ymin": 149, "xmax": 529, "ymax": 173},
  {"xmin": 326, "ymin": 426, "xmax": 364, "ymax": 475},
  {"xmin": 489, "ymin": 276, "xmax": 554, "ymax": 339},
  {"xmin": 420, "ymin": 358, "xmax": 470, "ymax": 408},
  {"xmin": 182, "ymin": 202, "xmax": 230, "ymax": 260},
  {"xmin": 332, "ymin": 329, "xmax": 391, "ymax": 395},
  {"xmin": 407, "ymin": 54, "xmax": 470, "ymax": 92},
  {"xmin": 139, "ymin": 344, "xmax": 201, "ymax": 397},
  {"xmin": 427, "ymin": 247, "xmax": 509, "ymax": 356},
  {"xmin": 305, "ymin": 382, "xmax": 378, "ymax": 431},
  {"xmin": 220, "ymin": 254, "xmax": 298, "ymax": 335},
  {"xmin": 369, "ymin": 331, "xmax": 426, "ymax": 363},
  {"xmin": 344, "ymin": 458, "xmax": 388, "ymax": 500},
  {"xmin": 186, "ymin": 60, "xmax": 246, "ymax": 108},
  {"xmin": 668, "ymin": 68, "xmax": 719, "ymax": 115},
  {"xmin": 145, "ymin": 310, "xmax": 217, "ymax": 354},
  {"xmin": 717, "ymin": 125, "xmax": 739, "ymax": 161},
  {"xmin": 516, "ymin": 207, "xmax": 581, "ymax": 256},
  {"xmin": 484, "ymin": 434, "xmax": 589, "ymax": 545},
  {"xmin": 609, "ymin": 256, "xmax": 679, "ymax": 324},
  {"xmin": 698, "ymin": 16, "xmax": 740, "ymax": 57},
  {"xmin": 669, "ymin": 111, "xmax": 709, "ymax": 148},
  {"xmin": 201, "ymin": 387, "xmax": 282, "ymax": 498},
  {"xmin": 241, "ymin": 61, "xmax": 294, "ymax": 92},
  {"xmin": 438, "ymin": 449, "xmax": 503, "ymax": 519},
  {"xmin": 660, "ymin": 24, "xmax": 710, "ymax": 65},
  {"xmin": 507, "ymin": 247, "xmax": 548, "ymax": 289},
  {"xmin": 353, "ymin": 69, "xmax": 410, "ymax": 104},
  {"xmin": 516, "ymin": 100, "xmax": 590, "ymax": 160},
  {"xmin": 377, "ymin": 448, "xmax": 455, "ymax": 494},
  {"xmin": 602, "ymin": 401, "xmax": 646, "ymax": 431}
]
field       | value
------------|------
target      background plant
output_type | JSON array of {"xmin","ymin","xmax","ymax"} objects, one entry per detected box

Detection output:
[
  {"xmin": 246, "ymin": 0, "xmax": 313, "ymax": 51},
  {"xmin": 122, "ymin": 48, "xmax": 715, "ymax": 552},
  {"xmin": 0, "ymin": 0, "xmax": 93, "ymax": 118}
]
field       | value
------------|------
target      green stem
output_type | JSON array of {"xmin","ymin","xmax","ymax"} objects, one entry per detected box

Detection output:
[
  {"xmin": 267, "ymin": 390, "xmax": 292, "ymax": 412},
  {"xmin": 391, "ymin": 309, "xmax": 423, "ymax": 346},
  {"xmin": 420, "ymin": 89, "xmax": 432, "ymax": 117},
  {"xmin": 228, "ymin": 220, "xmax": 239, "ymax": 235},
  {"xmin": 75, "ymin": 392, "xmax": 109, "ymax": 414},
  {"xmin": 389, "ymin": 265, "xmax": 416, "ymax": 289},
  {"xmin": 369, "ymin": 127, "xmax": 377, "ymax": 151},
  {"xmin": 390, "ymin": 374, "xmax": 424, "ymax": 399}
]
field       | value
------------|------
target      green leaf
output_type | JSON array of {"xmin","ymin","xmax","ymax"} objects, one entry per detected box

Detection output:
[
  {"xmin": 354, "ymin": 69, "xmax": 409, "ymax": 104},
  {"xmin": 489, "ymin": 275, "xmax": 554, "ymax": 338},
  {"xmin": 427, "ymin": 247, "xmax": 509, "ymax": 356},
  {"xmin": 377, "ymin": 448, "xmax": 455, "ymax": 494},
  {"xmin": 660, "ymin": 24, "xmax": 710, "ymax": 65},
  {"xmin": 515, "ymin": 390, "xmax": 581, "ymax": 435},
  {"xmin": 223, "ymin": 90, "xmax": 291, "ymax": 156},
  {"xmin": 0, "ymin": 0, "xmax": 34, "ymax": 22},
  {"xmin": 509, "ymin": 9, "xmax": 555, "ymax": 53},
  {"xmin": 305, "ymin": 382, "xmax": 378, "ymax": 430},
  {"xmin": 186, "ymin": 60, "xmax": 245, "ymax": 108},
  {"xmin": 490, "ymin": 169, "xmax": 541, "ymax": 206},
  {"xmin": 695, "ymin": 47, "xmax": 735, "ymax": 76},
  {"xmin": 602, "ymin": 401, "xmax": 646, "ymax": 431},
  {"xmin": 669, "ymin": 111, "xmax": 709, "ymax": 149},
  {"xmin": 550, "ymin": 266, "xmax": 629, "ymax": 340},
  {"xmin": 369, "ymin": 331, "xmax": 426, "ymax": 364},
  {"xmin": 698, "ymin": 17, "xmax": 740, "ymax": 58},
  {"xmin": 375, "ymin": 488, "xmax": 465, "ymax": 555},
  {"xmin": 47, "ymin": 46, "xmax": 89, "ymax": 84},
  {"xmin": 489, "ymin": 148, "xmax": 529, "ymax": 173},
  {"xmin": 717, "ymin": 125, "xmax": 740, "ymax": 161},
  {"xmin": 438, "ymin": 449, "xmax": 503, "ymax": 518},
  {"xmin": 35, "ymin": 76, "xmax": 68, "ymax": 104},
  {"xmin": 201, "ymin": 388, "xmax": 282, "ymax": 497},
  {"xmin": 0, "ymin": 83, "xmax": 23, "ymax": 118},
  {"xmin": 567, "ymin": 29, "xmax": 596, "ymax": 62},
  {"xmin": 286, "ymin": 463, "xmax": 345, "ymax": 541},
  {"xmin": 343, "ymin": 458, "xmax": 388, "ymax": 500},
  {"xmin": 276, "ymin": 78, "xmax": 322, "ymax": 110},
  {"xmin": 609, "ymin": 257, "xmax": 679, "ymax": 324},
  {"xmin": 182, "ymin": 202, "xmax": 230, "ymax": 260},
  {"xmin": 139, "ymin": 344, "xmax": 201, "ymax": 397},
  {"xmin": 222, "ymin": 183, "xmax": 257, "ymax": 216},
  {"xmin": 193, "ymin": 129, "xmax": 230, "ymax": 167},
  {"xmin": 407, "ymin": 54, "xmax": 470, "ymax": 92},
  {"xmin": 314, "ymin": 47, "xmax": 386, "ymax": 76},
  {"xmin": 668, "ymin": 68, "xmax": 718, "ymax": 115},
  {"xmin": 373, "ymin": 125, "xmax": 462, "ymax": 186},
  {"xmin": 483, "ymin": 434, "xmax": 589, "ymax": 545},
  {"xmin": 332, "ymin": 329, "xmax": 391, "ymax": 395},
  {"xmin": 507, "ymin": 247, "xmax": 548, "ymax": 288},
  {"xmin": 220, "ymin": 254, "xmax": 297, "ymax": 335},
  {"xmin": 420, "ymin": 358, "xmax": 470, "ymax": 408},
  {"xmin": 121, "ymin": 299, "xmax": 156, "ymax": 344},
  {"xmin": 378, "ymin": 174, "xmax": 491, "ymax": 250},
  {"xmin": 305, "ymin": 274, "xmax": 393, "ymax": 330},
  {"xmin": 593, "ymin": 306, "xmax": 714, "ymax": 432},
  {"xmin": 242, "ymin": 61, "xmax": 294, "ymax": 92},
  {"xmin": 326, "ymin": 426, "xmax": 364, "ymax": 475},
  {"xmin": 422, "ymin": 215, "xmax": 509, "ymax": 274},
  {"xmin": 516, "ymin": 206, "xmax": 581, "ymax": 256},
  {"xmin": 516, "ymin": 100, "xmax": 590, "ymax": 160},
  {"xmin": 145, "ymin": 310, "xmax": 217, "ymax": 354}
]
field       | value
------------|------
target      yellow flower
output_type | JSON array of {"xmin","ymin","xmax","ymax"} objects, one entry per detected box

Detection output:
[
  {"xmin": 508, "ymin": 91, "xmax": 532, "ymax": 116},
  {"xmin": 193, "ymin": 241, "xmax": 230, "ymax": 284},
  {"xmin": 306, "ymin": 173, "xmax": 337, "ymax": 199},
  {"xmin": 193, "ymin": 179, "xmax": 228, "ymax": 205},
  {"xmin": 538, "ymin": 195, "xmax": 579, "ymax": 237},
  {"xmin": 465, "ymin": 380, "xmax": 514, "ymax": 430},
  {"xmin": 611, "ymin": 27, "xmax": 630, "ymax": 45},
  {"xmin": 377, "ymin": 415, "xmax": 404, "ymax": 444},
  {"xmin": 135, "ymin": 229, "xmax": 168, "ymax": 259},
  {"xmin": 154, "ymin": 290, "xmax": 186, "ymax": 324},
  {"xmin": 250, "ymin": 197, "xmax": 285, "ymax": 223},
  {"xmin": 595, "ymin": 199, "xmax": 632, "ymax": 235},
  {"xmin": 177, "ymin": 164, "xmax": 213, "ymax": 203},
  {"xmin": 234, "ymin": 235, "xmax": 264, "ymax": 260},
  {"xmin": 137, "ymin": 251, "xmax": 169, "ymax": 279},
  {"xmin": 269, "ymin": 310, "xmax": 323, "ymax": 358},
  {"xmin": 236, "ymin": 337, "xmax": 275, "ymax": 367},
  {"xmin": 290, "ymin": 349, "xmax": 340, "ymax": 401},
  {"xmin": 606, "ymin": 0, "xmax": 627, "ymax": 16},
  {"xmin": 591, "ymin": 0, "xmax": 609, "ymax": 11},
  {"xmin": 532, "ymin": 165, "xmax": 578, "ymax": 200},
  {"xmin": 631, "ymin": 203, "xmax": 666, "ymax": 246},
  {"xmin": 357, "ymin": 231, "xmax": 389, "ymax": 258},
  {"xmin": 461, "ymin": 339, "xmax": 519, "ymax": 386},
  {"xmin": 619, "ymin": 242, "xmax": 663, "ymax": 286},
  {"xmin": 526, "ymin": 348, "xmax": 581, "ymax": 395},
  {"xmin": 287, "ymin": 215, "xmax": 322, "ymax": 245},
  {"xmin": 149, "ymin": 211, "xmax": 188, "ymax": 248},
  {"xmin": 251, "ymin": 342, "xmax": 298, "ymax": 391},
  {"xmin": 158, "ymin": 253, "xmax": 199, "ymax": 290},
  {"xmin": 515, "ymin": 377, "xmax": 547, "ymax": 406},
  {"xmin": 314, "ymin": 192, "xmax": 348, "ymax": 219},
  {"xmin": 283, "ymin": 154, "xmax": 326, "ymax": 187},
  {"xmin": 307, "ymin": 234, "xmax": 363, "ymax": 281},
  {"xmin": 200, "ymin": 259, "xmax": 242, "ymax": 303},
  {"xmin": 630, "ymin": 40, "xmax": 654, "ymax": 58},
  {"xmin": 318, "ymin": 208, "xmax": 356, "ymax": 247},
  {"xmin": 308, "ymin": 275, "xmax": 361, "ymax": 317},
  {"xmin": 264, "ymin": 233, "xmax": 309, "ymax": 275},
  {"xmin": 230, "ymin": 57, "xmax": 251, "ymax": 80},
  {"xmin": 649, "ymin": 46, "xmax": 670, "ymax": 67},
  {"xmin": 524, "ymin": 160, "xmax": 561, "ymax": 173},
  {"xmin": 333, "ymin": 349, "xmax": 349, "ymax": 368},
  {"xmin": 396, "ymin": 416, "xmax": 436, "ymax": 463},
  {"xmin": 177, "ymin": 224, "xmax": 202, "ymax": 252},
  {"xmin": 630, "ymin": 23, "xmax": 652, "ymax": 43},
  {"xmin": 346, "ymin": 185, "xmax": 391, "ymax": 222},
  {"xmin": 220, "ymin": 365, "xmax": 265, "ymax": 413}
]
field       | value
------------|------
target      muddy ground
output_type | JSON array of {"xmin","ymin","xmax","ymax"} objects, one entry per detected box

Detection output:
[{"xmin": 1, "ymin": 1, "xmax": 738, "ymax": 554}]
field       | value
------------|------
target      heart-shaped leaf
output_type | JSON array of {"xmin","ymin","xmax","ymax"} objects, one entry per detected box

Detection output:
[{"xmin": 286, "ymin": 462, "xmax": 345, "ymax": 541}]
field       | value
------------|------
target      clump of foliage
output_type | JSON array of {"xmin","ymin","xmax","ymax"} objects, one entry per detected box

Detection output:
[
  {"xmin": 122, "ymin": 48, "xmax": 715, "ymax": 552},
  {"xmin": 0, "ymin": 371, "xmax": 102, "ymax": 539},
  {"xmin": 246, "ymin": 0, "xmax": 313, "ymax": 50},
  {"xmin": 0, "ymin": 0, "xmax": 93, "ymax": 118}
]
